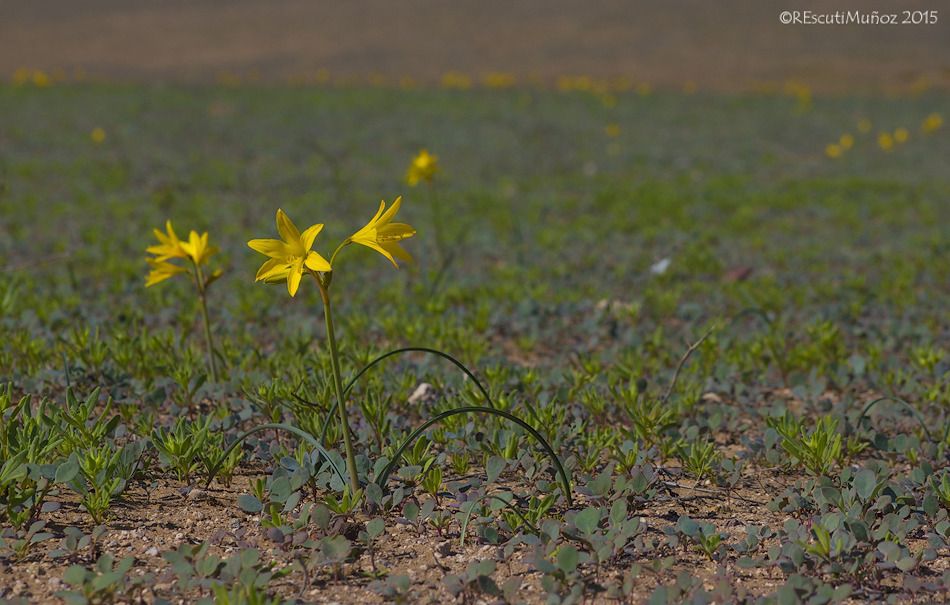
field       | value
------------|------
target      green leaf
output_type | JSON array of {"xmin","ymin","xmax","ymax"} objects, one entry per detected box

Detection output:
[
  {"xmin": 237, "ymin": 494, "xmax": 263, "ymax": 513},
  {"xmin": 366, "ymin": 518, "xmax": 385, "ymax": 541},
  {"xmin": 878, "ymin": 541, "xmax": 901, "ymax": 562},
  {"xmin": 55, "ymin": 456, "xmax": 80, "ymax": 484},
  {"xmin": 853, "ymin": 469, "xmax": 876, "ymax": 501},
  {"xmin": 556, "ymin": 545, "xmax": 579, "ymax": 573},
  {"xmin": 486, "ymin": 456, "xmax": 505, "ymax": 483},
  {"xmin": 574, "ymin": 507, "xmax": 600, "ymax": 534},
  {"xmin": 62, "ymin": 565, "xmax": 88, "ymax": 587}
]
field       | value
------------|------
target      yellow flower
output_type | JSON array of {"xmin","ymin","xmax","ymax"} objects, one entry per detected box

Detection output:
[
  {"xmin": 604, "ymin": 123, "xmax": 621, "ymax": 138},
  {"xmin": 825, "ymin": 144, "xmax": 842, "ymax": 159},
  {"xmin": 145, "ymin": 221, "xmax": 219, "ymax": 287},
  {"xmin": 90, "ymin": 127, "xmax": 106, "ymax": 144},
  {"xmin": 248, "ymin": 209, "xmax": 331, "ymax": 297},
  {"xmin": 877, "ymin": 132, "xmax": 894, "ymax": 151},
  {"xmin": 146, "ymin": 220, "xmax": 186, "ymax": 262},
  {"xmin": 349, "ymin": 197, "xmax": 416, "ymax": 268},
  {"xmin": 922, "ymin": 112, "xmax": 943, "ymax": 134},
  {"xmin": 145, "ymin": 259, "xmax": 187, "ymax": 287},
  {"xmin": 180, "ymin": 230, "xmax": 217, "ymax": 266},
  {"xmin": 839, "ymin": 134, "xmax": 854, "ymax": 150},
  {"xmin": 406, "ymin": 149, "xmax": 438, "ymax": 186},
  {"xmin": 857, "ymin": 118, "xmax": 872, "ymax": 134},
  {"xmin": 893, "ymin": 128, "xmax": 909, "ymax": 144}
]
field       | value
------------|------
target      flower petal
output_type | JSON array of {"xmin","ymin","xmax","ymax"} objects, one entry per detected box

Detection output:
[
  {"xmin": 276, "ymin": 208, "xmax": 301, "ymax": 244},
  {"xmin": 287, "ymin": 258, "xmax": 304, "ymax": 297},
  {"xmin": 248, "ymin": 238, "xmax": 290, "ymax": 259},
  {"xmin": 379, "ymin": 196, "xmax": 402, "ymax": 224},
  {"xmin": 299, "ymin": 223, "xmax": 324, "ymax": 252},
  {"xmin": 255, "ymin": 258, "xmax": 288, "ymax": 282},
  {"xmin": 376, "ymin": 222, "xmax": 416, "ymax": 241},
  {"xmin": 304, "ymin": 251, "xmax": 331, "ymax": 272}
]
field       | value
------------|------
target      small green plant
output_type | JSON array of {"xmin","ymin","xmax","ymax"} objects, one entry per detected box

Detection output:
[
  {"xmin": 152, "ymin": 417, "xmax": 212, "ymax": 482},
  {"xmin": 677, "ymin": 439, "xmax": 721, "ymax": 482},
  {"xmin": 769, "ymin": 413, "xmax": 843, "ymax": 476}
]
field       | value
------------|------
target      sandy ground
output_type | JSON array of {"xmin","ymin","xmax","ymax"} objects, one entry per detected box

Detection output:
[{"xmin": 2, "ymin": 0, "xmax": 949, "ymax": 91}]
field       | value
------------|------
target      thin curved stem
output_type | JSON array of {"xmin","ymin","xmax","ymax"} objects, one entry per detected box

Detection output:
[
  {"xmin": 204, "ymin": 423, "xmax": 347, "ymax": 489},
  {"xmin": 852, "ymin": 396, "xmax": 933, "ymax": 442},
  {"xmin": 316, "ymin": 346, "xmax": 499, "ymax": 446},
  {"xmin": 374, "ymin": 405, "xmax": 573, "ymax": 507}
]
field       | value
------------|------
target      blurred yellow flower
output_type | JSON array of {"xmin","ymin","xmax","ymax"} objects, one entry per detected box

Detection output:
[
  {"xmin": 145, "ymin": 221, "xmax": 218, "ymax": 287},
  {"xmin": 839, "ymin": 134, "xmax": 854, "ymax": 150},
  {"xmin": 857, "ymin": 118, "xmax": 872, "ymax": 134},
  {"xmin": 90, "ymin": 127, "xmax": 106, "ymax": 144},
  {"xmin": 406, "ymin": 149, "xmax": 438, "ymax": 186},
  {"xmin": 145, "ymin": 259, "xmax": 187, "ymax": 287},
  {"xmin": 248, "ymin": 209, "xmax": 331, "ymax": 297},
  {"xmin": 441, "ymin": 71, "xmax": 472, "ymax": 90},
  {"xmin": 605, "ymin": 123, "xmax": 621, "ymax": 138},
  {"xmin": 893, "ymin": 128, "xmax": 909, "ymax": 144},
  {"xmin": 825, "ymin": 144, "xmax": 842, "ymax": 159},
  {"xmin": 180, "ymin": 230, "xmax": 217, "ymax": 266},
  {"xmin": 31, "ymin": 70, "xmax": 51, "ymax": 87},
  {"xmin": 877, "ymin": 132, "xmax": 894, "ymax": 151},
  {"xmin": 482, "ymin": 72, "xmax": 516, "ymax": 89},
  {"xmin": 349, "ymin": 197, "xmax": 416, "ymax": 268},
  {"xmin": 921, "ymin": 112, "xmax": 944, "ymax": 134},
  {"xmin": 146, "ymin": 220, "xmax": 186, "ymax": 262}
]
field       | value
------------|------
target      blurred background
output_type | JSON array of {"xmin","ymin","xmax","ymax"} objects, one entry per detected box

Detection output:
[{"xmin": 2, "ymin": 0, "xmax": 949, "ymax": 92}]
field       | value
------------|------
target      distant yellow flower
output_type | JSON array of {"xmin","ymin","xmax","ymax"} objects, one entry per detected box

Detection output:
[
  {"xmin": 145, "ymin": 221, "xmax": 218, "ymax": 287},
  {"xmin": 922, "ymin": 112, "xmax": 944, "ymax": 134},
  {"xmin": 179, "ymin": 230, "xmax": 217, "ymax": 266},
  {"xmin": 90, "ymin": 127, "xmax": 106, "ymax": 144},
  {"xmin": 825, "ymin": 144, "xmax": 842, "ymax": 159},
  {"xmin": 482, "ymin": 72, "xmax": 516, "ymax": 89},
  {"xmin": 406, "ymin": 149, "xmax": 438, "ymax": 186},
  {"xmin": 893, "ymin": 128, "xmax": 909, "ymax": 144},
  {"xmin": 605, "ymin": 123, "xmax": 621, "ymax": 138},
  {"xmin": 349, "ymin": 197, "xmax": 416, "ymax": 268},
  {"xmin": 248, "ymin": 209, "xmax": 331, "ymax": 297},
  {"xmin": 145, "ymin": 259, "xmax": 187, "ymax": 287},
  {"xmin": 441, "ymin": 71, "xmax": 472, "ymax": 90},
  {"xmin": 146, "ymin": 220, "xmax": 186, "ymax": 262},
  {"xmin": 839, "ymin": 134, "xmax": 854, "ymax": 150},
  {"xmin": 878, "ymin": 132, "xmax": 894, "ymax": 151},
  {"xmin": 31, "ymin": 70, "xmax": 50, "ymax": 87},
  {"xmin": 857, "ymin": 118, "xmax": 872, "ymax": 134}
]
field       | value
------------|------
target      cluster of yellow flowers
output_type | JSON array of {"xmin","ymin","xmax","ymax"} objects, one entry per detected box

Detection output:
[
  {"xmin": 145, "ymin": 221, "xmax": 219, "ymax": 287},
  {"xmin": 824, "ymin": 133, "xmax": 854, "ymax": 159},
  {"xmin": 825, "ymin": 113, "xmax": 942, "ymax": 159},
  {"xmin": 11, "ymin": 68, "xmax": 52, "ymax": 87},
  {"xmin": 248, "ymin": 198, "xmax": 415, "ymax": 297}
]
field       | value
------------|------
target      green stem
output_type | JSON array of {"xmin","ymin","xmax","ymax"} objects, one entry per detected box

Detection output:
[
  {"xmin": 317, "ymin": 276, "xmax": 361, "ymax": 493},
  {"xmin": 428, "ymin": 182, "xmax": 446, "ymax": 262},
  {"xmin": 193, "ymin": 263, "xmax": 218, "ymax": 383}
]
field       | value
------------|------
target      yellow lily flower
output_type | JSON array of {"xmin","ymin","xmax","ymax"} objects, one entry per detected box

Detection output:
[
  {"xmin": 145, "ymin": 259, "xmax": 187, "ymax": 287},
  {"xmin": 248, "ymin": 208, "xmax": 331, "ymax": 297},
  {"xmin": 146, "ymin": 220, "xmax": 186, "ymax": 262},
  {"xmin": 349, "ymin": 197, "xmax": 416, "ymax": 268},
  {"xmin": 406, "ymin": 149, "xmax": 438, "ymax": 186},
  {"xmin": 180, "ymin": 230, "xmax": 217, "ymax": 266}
]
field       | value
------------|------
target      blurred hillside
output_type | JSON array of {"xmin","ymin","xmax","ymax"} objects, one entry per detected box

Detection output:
[{"xmin": 2, "ymin": 0, "xmax": 949, "ymax": 91}]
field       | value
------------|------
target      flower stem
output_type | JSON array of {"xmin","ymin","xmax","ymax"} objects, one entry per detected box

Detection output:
[
  {"xmin": 427, "ymin": 182, "xmax": 446, "ymax": 262},
  {"xmin": 317, "ymin": 277, "xmax": 360, "ymax": 493},
  {"xmin": 193, "ymin": 264, "xmax": 218, "ymax": 383}
]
